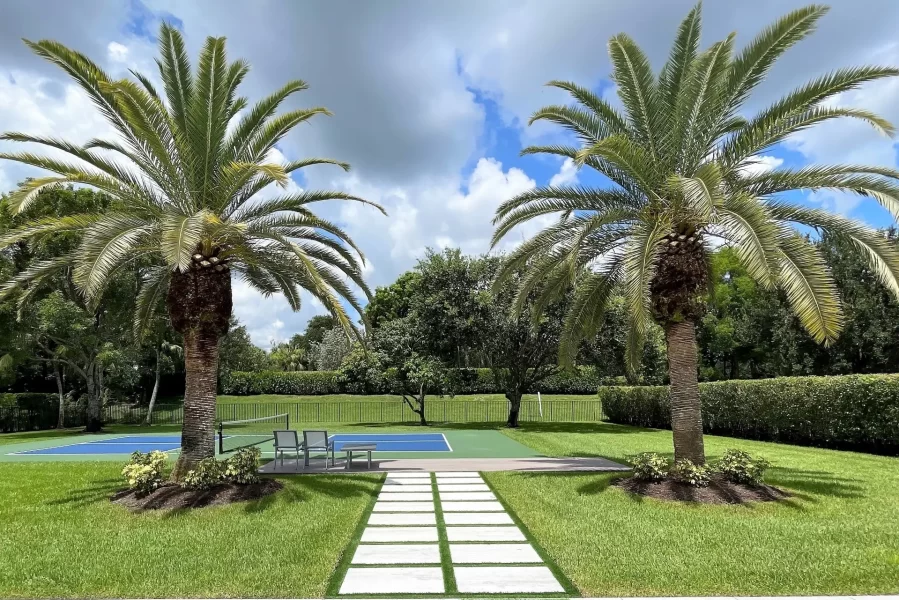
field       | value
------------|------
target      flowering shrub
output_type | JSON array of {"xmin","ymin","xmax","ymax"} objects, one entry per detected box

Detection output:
[
  {"xmin": 121, "ymin": 450, "xmax": 167, "ymax": 493},
  {"xmin": 714, "ymin": 449, "xmax": 770, "ymax": 486},
  {"xmin": 669, "ymin": 459, "xmax": 711, "ymax": 487},
  {"xmin": 628, "ymin": 452, "xmax": 669, "ymax": 482},
  {"xmin": 225, "ymin": 447, "xmax": 261, "ymax": 484},
  {"xmin": 181, "ymin": 458, "xmax": 225, "ymax": 490}
]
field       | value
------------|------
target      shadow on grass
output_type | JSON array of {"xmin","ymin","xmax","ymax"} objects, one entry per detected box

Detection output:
[
  {"xmin": 44, "ymin": 478, "xmax": 121, "ymax": 508},
  {"xmin": 766, "ymin": 466, "xmax": 866, "ymax": 500},
  {"xmin": 242, "ymin": 474, "xmax": 379, "ymax": 514}
]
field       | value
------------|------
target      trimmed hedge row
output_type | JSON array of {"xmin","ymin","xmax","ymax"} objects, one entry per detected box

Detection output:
[
  {"xmin": 220, "ymin": 367, "xmax": 602, "ymax": 396},
  {"xmin": 599, "ymin": 374, "xmax": 899, "ymax": 454}
]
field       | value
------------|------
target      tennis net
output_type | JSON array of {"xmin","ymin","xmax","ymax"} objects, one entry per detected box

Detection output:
[{"xmin": 218, "ymin": 413, "xmax": 289, "ymax": 453}]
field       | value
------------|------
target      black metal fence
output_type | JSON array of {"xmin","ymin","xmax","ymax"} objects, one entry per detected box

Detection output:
[{"xmin": 2, "ymin": 400, "xmax": 604, "ymax": 433}]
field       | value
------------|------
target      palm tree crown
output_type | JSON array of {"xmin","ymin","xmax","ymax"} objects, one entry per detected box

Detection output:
[
  {"xmin": 0, "ymin": 23, "xmax": 382, "ymax": 337},
  {"xmin": 493, "ymin": 4, "xmax": 899, "ymax": 369}
]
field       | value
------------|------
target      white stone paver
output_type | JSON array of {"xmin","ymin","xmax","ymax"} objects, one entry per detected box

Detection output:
[
  {"xmin": 342, "ymin": 470, "xmax": 565, "ymax": 597},
  {"xmin": 352, "ymin": 543, "xmax": 441, "ymax": 564},
  {"xmin": 368, "ymin": 512, "xmax": 437, "ymax": 526},
  {"xmin": 443, "ymin": 511, "xmax": 514, "ymax": 525},
  {"xmin": 383, "ymin": 481, "xmax": 433, "ymax": 490},
  {"xmin": 439, "ymin": 491, "xmax": 496, "ymax": 501},
  {"xmin": 436, "ymin": 483, "xmax": 490, "ymax": 492},
  {"xmin": 450, "ymin": 543, "xmax": 542, "ymax": 564},
  {"xmin": 361, "ymin": 526, "xmax": 439, "ymax": 542},
  {"xmin": 379, "ymin": 492, "xmax": 435, "ymax": 502},
  {"xmin": 340, "ymin": 567, "xmax": 445, "ymax": 594},
  {"xmin": 446, "ymin": 525, "xmax": 527, "ymax": 542},
  {"xmin": 454, "ymin": 566, "xmax": 564, "ymax": 593},
  {"xmin": 372, "ymin": 501, "xmax": 434, "ymax": 512},
  {"xmin": 442, "ymin": 500, "xmax": 505, "ymax": 512}
]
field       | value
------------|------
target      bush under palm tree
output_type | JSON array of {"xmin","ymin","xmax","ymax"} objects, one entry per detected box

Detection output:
[
  {"xmin": 0, "ymin": 24, "xmax": 382, "ymax": 477},
  {"xmin": 492, "ymin": 4, "xmax": 899, "ymax": 464}
]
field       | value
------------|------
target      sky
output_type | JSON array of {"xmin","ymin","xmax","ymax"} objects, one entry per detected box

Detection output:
[{"xmin": 1, "ymin": 0, "xmax": 898, "ymax": 348}]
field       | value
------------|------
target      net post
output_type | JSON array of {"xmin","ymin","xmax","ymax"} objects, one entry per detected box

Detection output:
[
  {"xmin": 286, "ymin": 413, "xmax": 290, "ymax": 431},
  {"xmin": 217, "ymin": 421, "xmax": 223, "ymax": 455}
]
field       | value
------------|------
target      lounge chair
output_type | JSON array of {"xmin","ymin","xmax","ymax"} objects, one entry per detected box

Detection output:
[
  {"xmin": 273, "ymin": 430, "xmax": 303, "ymax": 469},
  {"xmin": 303, "ymin": 430, "xmax": 335, "ymax": 468}
]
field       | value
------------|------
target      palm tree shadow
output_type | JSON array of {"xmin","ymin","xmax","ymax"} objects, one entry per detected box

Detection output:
[
  {"xmin": 44, "ymin": 478, "xmax": 121, "ymax": 508},
  {"xmin": 242, "ymin": 474, "xmax": 380, "ymax": 513},
  {"xmin": 765, "ymin": 466, "xmax": 866, "ymax": 499}
]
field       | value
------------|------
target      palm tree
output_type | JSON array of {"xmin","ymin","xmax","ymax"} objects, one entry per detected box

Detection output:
[
  {"xmin": 0, "ymin": 24, "xmax": 382, "ymax": 477},
  {"xmin": 492, "ymin": 4, "xmax": 899, "ymax": 464}
]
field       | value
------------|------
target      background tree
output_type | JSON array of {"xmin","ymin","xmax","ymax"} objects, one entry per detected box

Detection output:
[
  {"xmin": 309, "ymin": 326, "xmax": 352, "ymax": 370},
  {"xmin": 218, "ymin": 316, "xmax": 269, "ymax": 382},
  {"xmin": 484, "ymin": 265, "xmax": 565, "ymax": 427},
  {"xmin": 0, "ymin": 25, "xmax": 382, "ymax": 476},
  {"xmin": 491, "ymin": 4, "xmax": 899, "ymax": 464}
]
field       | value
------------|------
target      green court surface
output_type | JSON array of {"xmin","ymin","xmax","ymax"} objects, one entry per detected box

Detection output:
[{"xmin": 0, "ymin": 426, "xmax": 542, "ymax": 462}]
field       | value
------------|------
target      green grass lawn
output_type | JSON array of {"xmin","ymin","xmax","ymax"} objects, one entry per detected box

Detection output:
[
  {"xmin": 0, "ymin": 460, "xmax": 380, "ymax": 599},
  {"xmin": 489, "ymin": 423, "xmax": 899, "ymax": 597},
  {"xmin": 1, "ymin": 421, "xmax": 897, "ymax": 597}
]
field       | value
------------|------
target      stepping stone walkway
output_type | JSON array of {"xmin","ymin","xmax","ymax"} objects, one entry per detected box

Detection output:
[{"xmin": 339, "ymin": 471, "xmax": 565, "ymax": 596}]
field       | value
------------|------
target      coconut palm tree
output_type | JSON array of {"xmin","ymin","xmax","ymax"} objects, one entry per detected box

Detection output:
[
  {"xmin": 492, "ymin": 4, "xmax": 899, "ymax": 464},
  {"xmin": 0, "ymin": 24, "xmax": 383, "ymax": 477}
]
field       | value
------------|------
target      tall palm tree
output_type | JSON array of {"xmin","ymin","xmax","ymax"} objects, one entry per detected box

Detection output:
[
  {"xmin": 492, "ymin": 4, "xmax": 899, "ymax": 464},
  {"xmin": 0, "ymin": 24, "xmax": 382, "ymax": 477}
]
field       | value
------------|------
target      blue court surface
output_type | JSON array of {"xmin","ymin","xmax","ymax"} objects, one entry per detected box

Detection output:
[
  {"xmin": 8, "ymin": 432, "xmax": 452, "ymax": 456},
  {"xmin": 11, "ymin": 435, "xmax": 183, "ymax": 456}
]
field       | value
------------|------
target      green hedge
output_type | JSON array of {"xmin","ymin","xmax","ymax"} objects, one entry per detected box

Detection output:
[
  {"xmin": 220, "ymin": 371, "xmax": 342, "ymax": 395},
  {"xmin": 220, "ymin": 367, "xmax": 601, "ymax": 396},
  {"xmin": 599, "ymin": 374, "xmax": 899, "ymax": 453}
]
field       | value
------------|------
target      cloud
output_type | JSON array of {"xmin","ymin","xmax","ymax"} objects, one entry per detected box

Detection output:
[
  {"xmin": 549, "ymin": 158, "xmax": 579, "ymax": 187},
  {"xmin": 739, "ymin": 155, "xmax": 784, "ymax": 178},
  {"xmin": 107, "ymin": 42, "xmax": 129, "ymax": 62}
]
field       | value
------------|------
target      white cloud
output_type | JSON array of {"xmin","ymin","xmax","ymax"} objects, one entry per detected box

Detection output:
[
  {"xmin": 107, "ymin": 42, "xmax": 129, "ymax": 62},
  {"xmin": 739, "ymin": 155, "xmax": 784, "ymax": 178},
  {"xmin": 549, "ymin": 158, "xmax": 579, "ymax": 187}
]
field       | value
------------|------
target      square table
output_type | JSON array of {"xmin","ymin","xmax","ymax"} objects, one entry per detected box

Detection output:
[{"xmin": 343, "ymin": 443, "xmax": 377, "ymax": 469}]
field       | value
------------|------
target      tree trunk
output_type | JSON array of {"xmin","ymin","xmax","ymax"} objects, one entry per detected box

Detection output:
[
  {"xmin": 665, "ymin": 319, "xmax": 705, "ymax": 464},
  {"xmin": 84, "ymin": 366, "xmax": 102, "ymax": 433},
  {"xmin": 144, "ymin": 348, "xmax": 161, "ymax": 426},
  {"xmin": 54, "ymin": 361, "xmax": 65, "ymax": 429},
  {"xmin": 167, "ymin": 264, "xmax": 232, "ymax": 480},
  {"xmin": 506, "ymin": 391, "xmax": 522, "ymax": 428},
  {"xmin": 172, "ymin": 329, "xmax": 220, "ymax": 479}
]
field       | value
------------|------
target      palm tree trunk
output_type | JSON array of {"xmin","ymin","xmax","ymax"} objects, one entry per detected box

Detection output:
[
  {"xmin": 54, "ymin": 361, "xmax": 65, "ymax": 429},
  {"xmin": 664, "ymin": 319, "xmax": 705, "ymax": 464},
  {"xmin": 167, "ymin": 265, "xmax": 232, "ymax": 480},
  {"xmin": 172, "ymin": 330, "xmax": 220, "ymax": 479},
  {"xmin": 144, "ymin": 348, "xmax": 161, "ymax": 426}
]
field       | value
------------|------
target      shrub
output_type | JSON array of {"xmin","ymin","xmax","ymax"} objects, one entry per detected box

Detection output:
[
  {"xmin": 714, "ymin": 449, "xmax": 770, "ymax": 486},
  {"xmin": 628, "ymin": 452, "xmax": 669, "ymax": 482},
  {"xmin": 121, "ymin": 450, "xmax": 167, "ymax": 493},
  {"xmin": 669, "ymin": 459, "xmax": 711, "ymax": 487},
  {"xmin": 181, "ymin": 458, "xmax": 225, "ymax": 490},
  {"xmin": 225, "ymin": 448, "xmax": 261, "ymax": 485},
  {"xmin": 599, "ymin": 374, "xmax": 899, "ymax": 454}
]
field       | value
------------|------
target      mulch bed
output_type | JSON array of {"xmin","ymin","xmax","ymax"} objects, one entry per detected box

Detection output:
[
  {"xmin": 112, "ymin": 479, "xmax": 283, "ymax": 511},
  {"xmin": 614, "ymin": 474, "xmax": 789, "ymax": 504}
]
